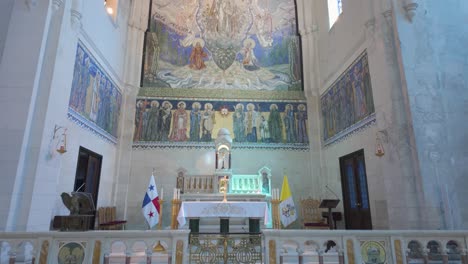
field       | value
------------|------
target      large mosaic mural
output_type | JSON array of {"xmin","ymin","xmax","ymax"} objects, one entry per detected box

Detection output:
[
  {"xmin": 133, "ymin": 98, "xmax": 309, "ymax": 149},
  {"xmin": 142, "ymin": 0, "xmax": 302, "ymax": 91},
  {"xmin": 321, "ymin": 52, "xmax": 375, "ymax": 146},
  {"xmin": 68, "ymin": 42, "xmax": 122, "ymax": 144}
]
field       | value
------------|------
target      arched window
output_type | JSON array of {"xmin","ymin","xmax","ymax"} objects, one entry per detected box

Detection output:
[{"xmin": 328, "ymin": 0, "xmax": 343, "ymax": 29}]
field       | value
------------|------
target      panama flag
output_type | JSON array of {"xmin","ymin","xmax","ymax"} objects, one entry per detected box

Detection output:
[
  {"xmin": 279, "ymin": 174, "xmax": 297, "ymax": 228},
  {"xmin": 142, "ymin": 174, "xmax": 160, "ymax": 229}
]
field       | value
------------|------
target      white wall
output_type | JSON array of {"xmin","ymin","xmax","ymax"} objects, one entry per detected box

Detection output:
[
  {"xmin": 0, "ymin": 0, "xmax": 52, "ymax": 231},
  {"xmin": 0, "ymin": 0, "xmax": 132, "ymax": 231},
  {"xmin": 392, "ymin": 0, "xmax": 468, "ymax": 229},
  {"xmin": 311, "ymin": 0, "xmax": 426, "ymax": 229}
]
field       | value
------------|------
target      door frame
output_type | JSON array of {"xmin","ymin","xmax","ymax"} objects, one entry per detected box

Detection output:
[{"xmin": 339, "ymin": 149, "xmax": 372, "ymax": 229}]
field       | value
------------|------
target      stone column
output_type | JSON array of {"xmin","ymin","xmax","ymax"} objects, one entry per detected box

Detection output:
[{"xmin": 113, "ymin": 0, "xmax": 150, "ymax": 223}]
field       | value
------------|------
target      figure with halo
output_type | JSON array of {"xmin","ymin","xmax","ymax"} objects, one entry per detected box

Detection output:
[
  {"xmin": 189, "ymin": 38, "xmax": 208, "ymax": 70},
  {"xmin": 242, "ymin": 38, "xmax": 259, "ymax": 71}
]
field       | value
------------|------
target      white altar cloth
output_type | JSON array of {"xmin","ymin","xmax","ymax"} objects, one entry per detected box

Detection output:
[{"xmin": 177, "ymin": 201, "xmax": 269, "ymax": 227}]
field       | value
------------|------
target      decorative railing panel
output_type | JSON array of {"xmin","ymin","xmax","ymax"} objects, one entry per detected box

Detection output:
[{"xmin": 189, "ymin": 233, "xmax": 262, "ymax": 264}]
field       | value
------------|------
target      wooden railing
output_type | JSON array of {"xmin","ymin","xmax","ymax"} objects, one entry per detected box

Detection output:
[{"xmin": 1, "ymin": 230, "xmax": 467, "ymax": 263}]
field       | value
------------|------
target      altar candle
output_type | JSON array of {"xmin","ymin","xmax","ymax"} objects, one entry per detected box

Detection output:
[
  {"xmin": 177, "ymin": 188, "xmax": 180, "ymax": 200},
  {"xmin": 173, "ymin": 188, "xmax": 176, "ymax": 200},
  {"xmin": 160, "ymin": 188, "xmax": 164, "ymax": 200}
]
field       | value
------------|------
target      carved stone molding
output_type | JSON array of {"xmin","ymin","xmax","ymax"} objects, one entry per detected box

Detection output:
[
  {"xmin": 382, "ymin": 10, "xmax": 393, "ymax": 26},
  {"xmin": 25, "ymin": 0, "xmax": 37, "ymax": 10},
  {"xmin": 70, "ymin": 0, "xmax": 83, "ymax": 32},
  {"xmin": 52, "ymin": 0, "xmax": 64, "ymax": 12},
  {"xmin": 403, "ymin": 1, "xmax": 418, "ymax": 22},
  {"xmin": 299, "ymin": 24, "xmax": 318, "ymax": 37},
  {"xmin": 70, "ymin": 10, "xmax": 82, "ymax": 32},
  {"xmin": 365, "ymin": 17, "xmax": 376, "ymax": 37}
]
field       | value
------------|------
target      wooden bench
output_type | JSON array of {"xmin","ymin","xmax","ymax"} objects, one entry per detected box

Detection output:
[{"xmin": 97, "ymin": 207, "xmax": 127, "ymax": 230}]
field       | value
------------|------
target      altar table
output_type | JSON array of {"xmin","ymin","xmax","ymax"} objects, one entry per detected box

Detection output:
[{"xmin": 177, "ymin": 201, "xmax": 269, "ymax": 227}]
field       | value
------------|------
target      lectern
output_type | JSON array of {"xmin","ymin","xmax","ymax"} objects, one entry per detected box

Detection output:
[{"xmin": 319, "ymin": 199, "xmax": 340, "ymax": 229}]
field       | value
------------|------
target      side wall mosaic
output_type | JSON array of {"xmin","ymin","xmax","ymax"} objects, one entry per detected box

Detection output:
[
  {"xmin": 133, "ymin": 98, "xmax": 309, "ymax": 150},
  {"xmin": 320, "ymin": 51, "xmax": 375, "ymax": 146},
  {"xmin": 68, "ymin": 41, "xmax": 122, "ymax": 144},
  {"xmin": 142, "ymin": 0, "xmax": 302, "ymax": 91}
]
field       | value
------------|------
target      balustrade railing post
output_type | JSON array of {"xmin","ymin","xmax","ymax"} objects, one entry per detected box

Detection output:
[
  {"xmin": 8, "ymin": 251, "xmax": 16, "ymax": 264},
  {"xmin": 423, "ymin": 249, "xmax": 429, "ymax": 264},
  {"xmin": 297, "ymin": 248, "xmax": 304, "ymax": 264},
  {"xmin": 442, "ymin": 249, "xmax": 449, "ymax": 264},
  {"xmin": 338, "ymin": 250, "xmax": 345, "ymax": 264},
  {"xmin": 125, "ymin": 251, "xmax": 131, "ymax": 264},
  {"xmin": 462, "ymin": 249, "xmax": 468, "ymax": 264},
  {"xmin": 103, "ymin": 252, "xmax": 110, "ymax": 264},
  {"xmin": 317, "ymin": 249, "xmax": 324, "ymax": 264},
  {"xmin": 146, "ymin": 249, "xmax": 152, "ymax": 264}
]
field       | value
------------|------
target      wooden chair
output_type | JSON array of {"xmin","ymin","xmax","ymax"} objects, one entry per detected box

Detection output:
[
  {"xmin": 300, "ymin": 197, "xmax": 329, "ymax": 229},
  {"xmin": 97, "ymin": 207, "xmax": 127, "ymax": 230}
]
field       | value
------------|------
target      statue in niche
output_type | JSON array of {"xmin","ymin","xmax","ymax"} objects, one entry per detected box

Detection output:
[
  {"xmin": 262, "ymin": 172, "xmax": 270, "ymax": 194},
  {"xmin": 176, "ymin": 171, "xmax": 184, "ymax": 193},
  {"xmin": 217, "ymin": 149, "xmax": 230, "ymax": 169}
]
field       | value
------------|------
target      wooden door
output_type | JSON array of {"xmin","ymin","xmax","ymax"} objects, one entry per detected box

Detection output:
[
  {"xmin": 339, "ymin": 149, "xmax": 372, "ymax": 229},
  {"xmin": 74, "ymin": 147, "xmax": 102, "ymax": 210}
]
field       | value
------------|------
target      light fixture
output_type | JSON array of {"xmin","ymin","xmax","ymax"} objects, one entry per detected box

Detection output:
[
  {"xmin": 54, "ymin": 125, "xmax": 67, "ymax": 154},
  {"xmin": 106, "ymin": 7, "xmax": 113, "ymax": 15}
]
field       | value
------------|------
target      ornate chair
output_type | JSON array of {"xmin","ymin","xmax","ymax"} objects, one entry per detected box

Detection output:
[
  {"xmin": 97, "ymin": 207, "xmax": 127, "ymax": 230},
  {"xmin": 300, "ymin": 197, "xmax": 329, "ymax": 229}
]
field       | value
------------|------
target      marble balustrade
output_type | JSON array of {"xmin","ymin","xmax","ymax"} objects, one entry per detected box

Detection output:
[{"xmin": 1, "ymin": 230, "xmax": 467, "ymax": 263}]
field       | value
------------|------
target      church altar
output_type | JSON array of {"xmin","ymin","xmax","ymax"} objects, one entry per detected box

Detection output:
[{"xmin": 177, "ymin": 201, "xmax": 269, "ymax": 227}]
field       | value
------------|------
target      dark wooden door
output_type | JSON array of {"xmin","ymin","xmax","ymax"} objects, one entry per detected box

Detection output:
[
  {"xmin": 74, "ymin": 147, "xmax": 102, "ymax": 210},
  {"xmin": 339, "ymin": 149, "xmax": 372, "ymax": 229}
]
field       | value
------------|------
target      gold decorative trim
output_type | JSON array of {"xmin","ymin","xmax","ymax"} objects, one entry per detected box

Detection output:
[
  {"xmin": 38, "ymin": 240, "xmax": 49, "ymax": 264},
  {"xmin": 175, "ymin": 240, "xmax": 184, "ymax": 264},
  {"xmin": 138, "ymin": 88, "xmax": 307, "ymax": 101},
  {"xmin": 269, "ymin": 240, "xmax": 277, "ymax": 264},
  {"xmin": 92, "ymin": 240, "xmax": 101, "ymax": 264},
  {"xmin": 394, "ymin": 240, "xmax": 403, "ymax": 264},
  {"xmin": 347, "ymin": 239, "xmax": 355, "ymax": 264}
]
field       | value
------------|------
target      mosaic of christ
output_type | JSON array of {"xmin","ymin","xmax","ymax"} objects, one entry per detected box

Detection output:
[{"xmin": 142, "ymin": 0, "xmax": 302, "ymax": 91}]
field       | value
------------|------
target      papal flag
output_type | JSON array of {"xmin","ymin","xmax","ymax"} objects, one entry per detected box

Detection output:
[
  {"xmin": 279, "ymin": 174, "xmax": 297, "ymax": 227},
  {"xmin": 142, "ymin": 174, "xmax": 160, "ymax": 228}
]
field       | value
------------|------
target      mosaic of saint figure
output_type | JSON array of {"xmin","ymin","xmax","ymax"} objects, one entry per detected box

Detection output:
[
  {"xmin": 171, "ymin": 101, "xmax": 188, "ymax": 141},
  {"xmin": 189, "ymin": 39, "xmax": 208, "ymax": 70},
  {"xmin": 158, "ymin": 101, "xmax": 172, "ymax": 141},
  {"xmin": 245, "ymin": 103, "xmax": 259, "ymax": 142},
  {"xmin": 268, "ymin": 104, "xmax": 283, "ymax": 143},
  {"xmin": 146, "ymin": 100, "xmax": 160, "ymax": 141},
  {"xmin": 233, "ymin": 103, "xmax": 246, "ymax": 142},
  {"xmin": 284, "ymin": 104, "xmax": 296, "ymax": 143},
  {"xmin": 190, "ymin": 102, "xmax": 202, "ymax": 141},
  {"xmin": 296, "ymin": 104, "xmax": 308, "ymax": 143},
  {"xmin": 201, "ymin": 103, "xmax": 215, "ymax": 141}
]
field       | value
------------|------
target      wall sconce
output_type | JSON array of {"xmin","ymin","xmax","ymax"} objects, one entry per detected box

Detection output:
[
  {"xmin": 54, "ymin": 125, "xmax": 68, "ymax": 154},
  {"xmin": 104, "ymin": 0, "xmax": 114, "ymax": 15},
  {"xmin": 375, "ymin": 130, "xmax": 387, "ymax": 157},
  {"xmin": 403, "ymin": 0, "xmax": 418, "ymax": 22}
]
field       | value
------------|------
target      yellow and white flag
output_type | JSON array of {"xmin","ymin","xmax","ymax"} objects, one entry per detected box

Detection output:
[{"xmin": 279, "ymin": 174, "xmax": 297, "ymax": 227}]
